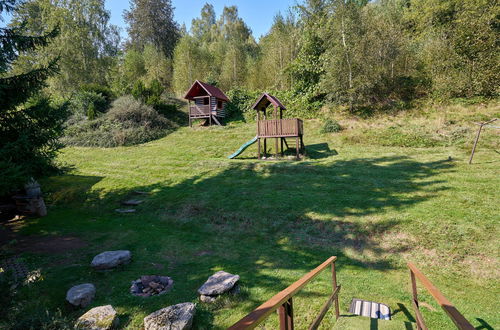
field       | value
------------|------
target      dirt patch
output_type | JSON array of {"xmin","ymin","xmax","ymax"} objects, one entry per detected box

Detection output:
[{"xmin": 16, "ymin": 236, "xmax": 87, "ymax": 254}]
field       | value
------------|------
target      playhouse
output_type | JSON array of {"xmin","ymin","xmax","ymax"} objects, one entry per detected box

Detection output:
[
  {"xmin": 229, "ymin": 93, "xmax": 305, "ymax": 160},
  {"xmin": 184, "ymin": 80, "xmax": 229, "ymax": 126}
]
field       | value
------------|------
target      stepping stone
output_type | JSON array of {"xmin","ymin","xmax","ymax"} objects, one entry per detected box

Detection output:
[
  {"xmin": 75, "ymin": 305, "xmax": 118, "ymax": 329},
  {"xmin": 121, "ymin": 199, "xmax": 143, "ymax": 206},
  {"xmin": 91, "ymin": 250, "xmax": 131, "ymax": 270},
  {"xmin": 198, "ymin": 271, "xmax": 239, "ymax": 296},
  {"xmin": 115, "ymin": 208, "xmax": 136, "ymax": 213},
  {"xmin": 133, "ymin": 190, "xmax": 149, "ymax": 195},
  {"xmin": 66, "ymin": 283, "xmax": 95, "ymax": 308},
  {"xmin": 144, "ymin": 302, "xmax": 195, "ymax": 330}
]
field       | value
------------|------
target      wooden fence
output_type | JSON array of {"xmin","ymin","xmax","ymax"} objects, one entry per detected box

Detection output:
[
  {"xmin": 228, "ymin": 256, "xmax": 339, "ymax": 330},
  {"xmin": 257, "ymin": 118, "xmax": 303, "ymax": 138}
]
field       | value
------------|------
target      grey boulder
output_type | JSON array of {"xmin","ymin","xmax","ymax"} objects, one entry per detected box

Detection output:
[
  {"xmin": 91, "ymin": 250, "xmax": 131, "ymax": 270},
  {"xmin": 198, "ymin": 271, "xmax": 239, "ymax": 296},
  {"xmin": 66, "ymin": 283, "xmax": 96, "ymax": 308},
  {"xmin": 144, "ymin": 302, "xmax": 196, "ymax": 330},
  {"xmin": 75, "ymin": 305, "xmax": 118, "ymax": 329}
]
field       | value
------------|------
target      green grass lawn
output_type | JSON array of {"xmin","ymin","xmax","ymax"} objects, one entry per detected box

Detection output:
[{"xmin": 1, "ymin": 105, "xmax": 499, "ymax": 329}]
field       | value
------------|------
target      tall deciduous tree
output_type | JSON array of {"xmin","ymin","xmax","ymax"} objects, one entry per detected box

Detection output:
[
  {"xmin": 124, "ymin": 0, "xmax": 179, "ymax": 57},
  {"xmin": 11, "ymin": 0, "xmax": 120, "ymax": 96}
]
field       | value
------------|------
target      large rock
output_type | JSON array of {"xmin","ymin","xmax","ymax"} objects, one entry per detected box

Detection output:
[
  {"xmin": 144, "ymin": 302, "xmax": 195, "ymax": 330},
  {"xmin": 66, "ymin": 283, "xmax": 96, "ymax": 308},
  {"xmin": 197, "ymin": 271, "xmax": 239, "ymax": 296},
  {"xmin": 91, "ymin": 250, "xmax": 131, "ymax": 270},
  {"xmin": 75, "ymin": 305, "xmax": 118, "ymax": 329}
]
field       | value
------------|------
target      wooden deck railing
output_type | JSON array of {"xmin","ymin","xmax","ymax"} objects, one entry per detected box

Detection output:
[
  {"xmin": 229, "ymin": 256, "xmax": 340, "ymax": 330},
  {"xmin": 189, "ymin": 105, "xmax": 211, "ymax": 117},
  {"xmin": 408, "ymin": 262, "xmax": 474, "ymax": 330},
  {"xmin": 258, "ymin": 118, "xmax": 303, "ymax": 138}
]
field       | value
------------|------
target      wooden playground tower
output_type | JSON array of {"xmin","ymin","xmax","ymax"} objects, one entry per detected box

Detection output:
[{"xmin": 253, "ymin": 93, "xmax": 305, "ymax": 159}]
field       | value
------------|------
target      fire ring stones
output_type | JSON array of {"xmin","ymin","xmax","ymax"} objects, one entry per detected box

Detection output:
[{"xmin": 130, "ymin": 275, "xmax": 174, "ymax": 297}]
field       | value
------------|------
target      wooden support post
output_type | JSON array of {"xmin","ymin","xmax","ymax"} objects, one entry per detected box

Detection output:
[
  {"xmin": 296, "ymin": 137, "xmax": 299, "ymax": 160},
  {"xmin": 332, "ymin": 262, "xmax": 340, "ymax": 320},
  {"xmin": 469, "ymin": 124, "xmax": 483, "ymax": 164},
  {"xmin": 410, "ymin": 270, "xmax": 423, "ymax": 330},
  {"xmin": 281, "ymin": 138, "xmax": 284, "ymax": 157},
  {"xmin": 264, "ymin": 138, "xmax": 267, "ymax": 158},
  {"xmin": 278, "ymin": 298, "xmax": 294, "ymax": 330},
  {"xmin": 274, "ymin": 105, "xmax": 279, "ymax": 159},
  {"xmin": 258, "ymin": 138, "xmax": 261, "ymax": 159},
  {"xmin": 468, "ymin": 118, "xmax": 497, "ymax": 164}
]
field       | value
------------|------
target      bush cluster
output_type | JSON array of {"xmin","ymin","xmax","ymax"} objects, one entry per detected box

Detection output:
[
  {"xmin": 62, "ymin": 96, "xmax": 175, "ymax": 147},
  {"xmin": 320, "ymin": 119, "xmax": 342, "ymax": 133},
  {"xmin": 225, "ymin": 88, "xmax": 322, "ymax": 122}
]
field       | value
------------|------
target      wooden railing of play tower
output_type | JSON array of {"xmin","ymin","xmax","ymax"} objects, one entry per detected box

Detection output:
[
  {"xmin": 257, "ymin": 118, "xmax": 304, "ymax": 138},
  {"xmin": 228, "ymin": 256, "xmax": 340, "ymax": 330},
  {"xmin": 408, "ymin": 262, "xmax": 474, "ymax": 330}
]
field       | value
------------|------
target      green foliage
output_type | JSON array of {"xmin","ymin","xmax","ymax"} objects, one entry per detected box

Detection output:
[
  {"xmin": 69, "ymin": 90, "xmax": 107, "ymax": 120},
  {"xmin": 320, "ymin": 118, "xmax": 342, "ymax": 133},
  {"xmin": 225, "ymin": 88, "xmax": 261, "ymax": 121},
  {"xmin": 62, "ymin": 95, "xmax": 175, "ymax": 147},
  {"xmin": 124, "ymin": 0, "xmax": 179, "ymax": 57},
  {"xmin": 10, "ymin": 0, "xmax": 120, "ymax": 97},
  {"xmin": 0, "ymin": 1, "xmax": 67, "ymax": 195}
]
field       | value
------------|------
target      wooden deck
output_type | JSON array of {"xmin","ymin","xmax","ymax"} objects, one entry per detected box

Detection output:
[{"xmin": 257, "ymin": 118, "xmax": 303, "ymax": 138}]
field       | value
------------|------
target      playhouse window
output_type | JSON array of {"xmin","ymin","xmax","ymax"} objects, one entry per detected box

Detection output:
[
  {"xmin": 218, "ymin": 100, "xmax": 223, "ymax": 108},
  {"xmin": 203, "ymin": 97, "xmax": 209, "ymax": 105}
]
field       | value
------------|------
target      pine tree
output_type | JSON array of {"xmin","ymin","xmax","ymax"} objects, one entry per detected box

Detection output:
[{"xmin": 0, "ymin": 0, "xmax": 67, "ymax": 195}]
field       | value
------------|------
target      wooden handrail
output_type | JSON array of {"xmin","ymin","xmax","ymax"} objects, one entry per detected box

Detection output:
[
  {"xmin": 229, "ymin": 256, "xmax": 339, "ymax": 330},
  {"xmin": 408, "ymin": 262, "xmax": 474, "ymax": 330}
]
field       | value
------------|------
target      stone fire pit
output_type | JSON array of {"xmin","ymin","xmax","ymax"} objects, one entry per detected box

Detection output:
[{"xmin": 130, "ymin": 275, "xmax": 173, "ymax": 297}]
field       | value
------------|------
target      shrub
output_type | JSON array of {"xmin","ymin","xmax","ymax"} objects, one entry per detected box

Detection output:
[
  {"xmin": 62, "ymin": 96, "xmax": 175, "ymax": 147},
  {"xmin": 69, "ymin": 90, "xmax": 107, "ymax": 119},
  {"xmin": 107, "ymin": 95, "xmax": 170, "ymax": 129},
  {"xmin": 321, "ymin": 119, "xmax": 342, "ymax": 133},
  {"xmin": 80, "ymin": 83, "xmax": 115, "ymax": 106}
]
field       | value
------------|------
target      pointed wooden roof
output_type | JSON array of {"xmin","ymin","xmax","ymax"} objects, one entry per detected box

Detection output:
[
  {"xmin": 251, "ymin": 93, "xmax": 286, "ymax": 111},
  {"xmin": 184, "ymin": 80, "xmax": 230, "ymax": 102}
]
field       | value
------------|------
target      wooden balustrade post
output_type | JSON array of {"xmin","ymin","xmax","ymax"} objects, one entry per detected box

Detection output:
[
  {"xmin": 332, "ymin": 261, "xmax": 340, "ymax": 320},
  {"xmin": 278, "ymin": 298, "xmax": 294, "ymax": 330},
  {"xmin": 410, "ymin": 270, "xmax": 423, "ymax": 330}
]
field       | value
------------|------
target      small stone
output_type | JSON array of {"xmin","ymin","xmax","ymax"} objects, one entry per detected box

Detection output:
[
  {"xmin": 200, "ymin": 295, "xmax": 217, "ymax": 303},
  {"xmin": 144, "ymin": 302, "xmax": 196, "ymax": 330},
  {"xmin": 91, "ymin": 250, "xmax": 131, "ymax": 270},
  {"xmin": 197, "ymin": 271, "xmax": 240, "ymax": 296},
  {"xmin": 66, "ymin": 283, "xmax": 96, "ymax": 308},
  {"xmin": 133, "ymin": 191, "xmax": 149, "ymax": 195},
  {"xmin": 75, "ymin": 305, "xmax": 118, "ymax": 329},
  {"xmin": 121, "ymin": 199, "xmax": 143, "ymax": 206},
  {"xmin": 115, "ymin": 208, "xmax": 135, "ymax": 213}
]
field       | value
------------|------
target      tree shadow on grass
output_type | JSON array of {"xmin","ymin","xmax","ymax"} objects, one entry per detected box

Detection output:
[{"xmin": 5, "ymin": 156, "xmax": 455, "ymax": 328}]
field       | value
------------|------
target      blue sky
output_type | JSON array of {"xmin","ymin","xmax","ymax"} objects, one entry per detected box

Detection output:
[{"xmin": 107, "ymin": 0, "xmax": 295, "ymax": 40}]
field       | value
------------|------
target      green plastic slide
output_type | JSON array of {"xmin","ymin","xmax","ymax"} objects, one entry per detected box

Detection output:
[{"xmin": 228, "ymin": 136, "xmax": 258, "ymax": 159}]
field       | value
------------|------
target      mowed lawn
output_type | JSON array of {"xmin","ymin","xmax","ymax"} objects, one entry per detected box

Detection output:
[{"xmin": 4, "ymin": 115, "xmax": 499, "ymax": 329}]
